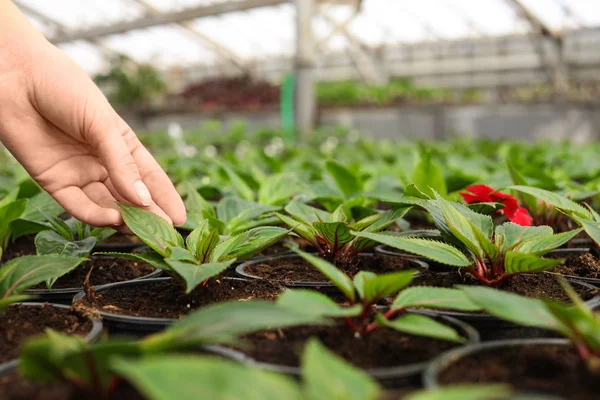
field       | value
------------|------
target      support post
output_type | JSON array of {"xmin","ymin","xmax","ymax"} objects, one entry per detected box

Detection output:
[{"xmin": 295, "ymin": 0, "xmax": 316, "ymax": 133}]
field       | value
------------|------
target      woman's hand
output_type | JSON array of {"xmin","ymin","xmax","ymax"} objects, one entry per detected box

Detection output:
[{"xmin": 0, "ymin": 1, "xmax": 185, "ymax": 228}]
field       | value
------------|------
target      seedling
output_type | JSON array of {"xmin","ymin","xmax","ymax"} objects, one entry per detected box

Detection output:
[
  {"xmin": 34, "ymin": 215, "xmax": 115, "ymax": 257},
  {"xmin": 278, "ymin": 248, "xmax": 480, "ymax": 341},
  {"xmin": 105, "ymin": 204, "xmax": 289, "ymax": 292},
  {"xmin": 460, "ymin": 279, "xmax": 600, "ymax": 372},
  {"xmin": 276, "ymin": 200, "xmax": 408, "ymax": 266},
  {"xmin": 0, "ymin": 255, "xmax": 85, "ymax": 309},
  {"xmin": 355, "ymin": 190, "xmax": 582, "ymax": 286}
]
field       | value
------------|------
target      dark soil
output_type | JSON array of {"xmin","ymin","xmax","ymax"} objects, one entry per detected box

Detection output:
[
  {"xmin": 2, "ymin": 236, "xmax": 36, "ymax": 261},
  {"xmin": 30, "ymin": 257, "xmax": 155, "ymax": 289},
  {"xmin": 412, "ymin": 269, "xmax": 599, "ymax": 303},
  {"xmin": 0, "ymin": 304, "xmax": 93, "ymax": 363},
  {"xmin": 0, "ymin": 374, "xmax": 143, "ymax": 400},
  {"xmin": 237, "ymin": 321, "xmax": 463, "ymax": 369},
  {"xmin": 97, "ymin": 233, "xmax": 142, "ymax": 246},
  {"xmin": 437, "ymin": 343, "xmax": 600, "ymax": 400},
  {"xmin": 255, "ymin": 241, "xmax": 297, "ymax": 257},
  {"xmin": 80, "ymin": 278, "xmax": 283, "ymax": 319},
  {"xmin": 243, "ymin": 254, "xmax": 423, "ymax": 284},
  {"xmin": 548, "ymin": 252, "xmax": 600, "ymax": 280}
]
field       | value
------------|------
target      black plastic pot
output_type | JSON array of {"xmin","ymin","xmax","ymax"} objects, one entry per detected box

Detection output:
[
  {"xmin": 208, "ymin": 312, "xmax": 479, "ymax": 387},
  {"xmin": 0, "ymin": 302, "xmax": 103, "ymax": 377},
  {"xmin": 24, "ymin": 256, "xmax": 162, "ymax": 304},
  {"xmin": 546, "ymin": 248, "xmax": 600, "ymax": 286},
  {"xmin": 409, "ymin": 279, "xmax": 600, "ymax": 341},
  {"xmin": 72, "ymin": 276, "xmax": 275, "ymax": 334},
  {"xmin": 374, "ymin": 245, "xmax": 453, "ymax": 272},
  {"xmin": 236, "ymin": 253, "xmax": 429, "ymax": 290},
  {"xmin": 423, "ymin": 338, "xmax": 572, "ymax": 395}
]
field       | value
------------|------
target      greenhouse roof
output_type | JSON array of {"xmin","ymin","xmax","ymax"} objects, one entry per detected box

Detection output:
[{"xmin": 16, "ymin": 0, "xmax": 600, "ymax": 74}]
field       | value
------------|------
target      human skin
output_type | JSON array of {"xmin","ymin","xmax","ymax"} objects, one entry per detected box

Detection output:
[{"xmin": 0, "ymin": 1, "xmax": 185, "ymax": 228}]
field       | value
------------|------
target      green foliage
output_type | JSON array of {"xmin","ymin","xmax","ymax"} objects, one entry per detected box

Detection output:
[{"xmin": 406, "ymin": 385, "xmax": 513, "ymax": 400}]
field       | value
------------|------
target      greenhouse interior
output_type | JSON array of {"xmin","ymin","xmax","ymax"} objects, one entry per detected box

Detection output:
[{"xmin": 1, "ymin": 0, "xmax": 600, "ymax": 399}]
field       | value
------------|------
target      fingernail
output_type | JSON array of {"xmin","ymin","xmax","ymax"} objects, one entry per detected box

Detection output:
[{"xmin": 134, "ymin": 180, "xmax": 152, "ymax": 206}]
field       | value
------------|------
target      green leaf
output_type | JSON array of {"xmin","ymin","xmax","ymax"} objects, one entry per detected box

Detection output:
[
  {"xmin": 571, "ymin": 216, "xmax": 600, "ymax": 247},
  {"xmin": 221, "ymin": 198, "xmax": 279, "ymax": 235},
  {"xmin": 112, "ymin": 355, "xmax": 304, "ymax": 400},
  {"xmin": 219, "ymin": 163, "xmax": 255, "ymax": 202},
  {"xmin": 166, "ymin": 247, "xmax": 197, "ymax": 263},
  {"xmin": 0, "ymin": 255, "xmax": 85, "ymax": 297},
  {"xmin": 504, "ymin": 251, "xmax": 562, "ymax": 276},
  {"xmin": 330, "ymin": 204, "xmax": 348, "ymax": 223},
  {"xmin": 184, "ymin": 183, "xmax": 216, "ymax": 223},
  {"xmin": 506, "ymin": 185, "xmax": 591, "ymax": 219},
  {"xmin": 258, "ymin": 173, "xmax": 301, "ymax": 206},
  {"xmin": 194, "ymin": 228, "xmax": 221, "ymax": 263},
  {"xmin": 353, "ymin": 270, "xmax": 414, "ymax": 304},
  {"xmin": 302, "ymin": 339, "xmax": 380, "ymax": 400},
  {"xmin": 185, "ymin": 220, "xmax": 211, "ymax": 252},
  {"xmin": 165, "ymin": 300, "xmax": 328, "ymax": 344},
  {"xmin": 406, "ymin": 384, "xmax": 513, "ymax": 400},
  {"xmin": 289, "ymin": 248, "xmax": 355, "ymax": 302},
  {"xmin": 277, "ymin": 290, "xmax": 361, "ymax": 318},
  {"xmin": 275, "ymin": 212, "xmax": 316, "ymax": 244},
  {"xmin": 225, "ymin": 227, "xmax": 290, "ymax": 261},
  {"xmin": 459, "ymin": 285, "xmax": 564, "ymax": 331},
  {"xmin": 392, "ymin": 287, "xmax": 482, "ymax": 311},
  {"xmin": 514, "ymin": 228, "xmax": 583, "ymax": 255},
  {"xmin": 376, "ymin": 313, "xmax": 466, "ymax": 343},
  {"xmin": 325, "ymin": 160, "xmax": 363, "ymax": 198},
  {"xmin": 119, "ymin": 204, "xmax": 184, "ymax": 257},
  {"xmin": 98, "ymin": 252, "xmax": 170, "ymax": 272},
  {"xmin": 495, "ymin": 223, "xmax": 554, "ymax": 252},
  {"xmin": 352, "ymin": 232, "xmax": 471, "ymax": 267},
  {"xmin": 402, "ymin": 183, "xmax": 432, "ymax": 200},
  {"xmin": 507, "ymin": 160, "xmax": 539, "ymax": 213},
  {"xmin": 545, "ymin": 299, "xmax": 600, "ymax": 353},
  {"xmin": 34, "ymin": 231, "xmax": 96, "ymax": 257},
  {"xmin": 165, "ymin": 259, "xmax": 234, "ymax": 293},
  {"xmin": 285, "ymin": 200, "xmax": 331, "ymax": 225},
  {"xmin": 90, "ymin": 227, "xmax": 116, "ymax": 242},
  {"xmin": 0, "ymin": 199, "xmax": 27, "ymax": 254},
  {"xmin": 411, "ymin": 151, "xmax": 447, "ymax": 198},
  {"xmin": 313, "ymin": 222, "xmax": 353, "ymax": 248},
  {"xmin": 434, "ymin": 195, "xmax": 484, "ymax": 260}
]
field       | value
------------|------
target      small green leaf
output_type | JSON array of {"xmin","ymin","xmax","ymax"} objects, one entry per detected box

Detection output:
[
  {"xmin": 166, "ymin": 247, "xmax": 197, "ymax": 263},
  {"xmin": 313, "ymin": 222, "xmax": 353, "ymax": 248},
  {"xmin": 219, "ymin": 163, "xmax": 256, "ymax": 202},
  {"xmin": 277, "ymin": 290, "xmax": 361, "ymax": 318},
  {"xmin": 325, "ymin": 160, "xmax": 363, "ymax": 198},
  {"xmin": 504, "ymin": 251, "xmax": 562, "ymax": 276},
  {"xmin": 330, "ymin": 204, "xmax": 348, "ymax": 223},
  {"xmin": 459, "ymin": 285, "xmax": 563, "ymax": 331},
  {"xmin": 289, "ymin": 248, "xmax": 355, "ymax": 302},
  {"xmin": 120, "ymin": 204, "xmax": 183, "ymax": 257},
  {"xmin": 402, "ymin": 183, "xmax": 432, "ymax": 200},
  {"xmin": 184, "ymin": 183, "xmax": 216, "ymax": 223},
  {"xmin": 275, "ymin": 212, "xmax": 316, "ymax": 244},
  {"xmin": 514, "ymin": 228, "xmax": 583, "ymax": 255},
  {"xmin": 352, "ymin": 232, "xmax": 471, "ymax": 267},
  {"xmin": 353, "ymin": 270, "xmax": 414, "ymax": 304},
  {"xmin": 225, "ymin": 227, "xmax": 290, "ymax": 261},
  {"xmin": 112, "ymin": 355, "xmax": 304, "ymax": 400},
  {"xmin": 90, "ymin": 227, "xmax": 116, "ymax": 242},
  {"xmin": 0, "ymin": 255, "xmax": 86, "ymax": 298},
  {"xmin": 376, "ymin": 313, "xmax": 465, "ymax": 343},
  {"xmin": 194, "ymin": 228, "xmax": 221, "ymax": 262},
  {"xmin": 165, "ymin": 259, "xmax": 234, "ymax": 294},
  {"xmin": 35, "ymin": 231, "xmax": 96, "ymax": 257},
  {"xmin": 302, "ymin": 338, "xmax": 380, "ymax": 400},
  {"xmin": 506, "ymin": 186, "xmax": 591, "ymax": 219},
  {"xmin": 285, "ymin": 200, "xmax": 331, "ymax": 225},
  {"xmin": 495, "ymin": 223, "xmax": 554, "ymax": 252},
  {"xmin": 392, "ymin": 287, "xmax": 481, "ymax": 311},
  {"xmin": 434, "ymin": 195, "xmax": 484, "ymax": 260},
  {"xmin": 185, "ymin": 220, "xmax": 211, "ymax": 251},
  {"xmin": 258, "ymin": 173, "xmax": 301, "ymax": 206},
  {"xmin": 571, "ymin": 216, "xmax": 600, "ymax": 247}
]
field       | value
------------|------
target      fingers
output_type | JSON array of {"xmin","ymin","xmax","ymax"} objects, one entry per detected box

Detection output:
[
  {"xmin": 131, "ymin": 144, "xmax": 187, "ymax": 225},
  {"xmin": 52, "ymin": 187, "xmax": 121, "ymax": 227}
]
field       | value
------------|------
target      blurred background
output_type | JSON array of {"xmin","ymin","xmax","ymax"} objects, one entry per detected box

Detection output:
[{"xmin": 15, "ymin": 0, "xmax": 600, "ymax": 142}]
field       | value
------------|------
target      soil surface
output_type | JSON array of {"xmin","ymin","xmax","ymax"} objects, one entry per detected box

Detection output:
[
  {"xmin": 0, "ymin": 304, "xmax": 93, "ymax": 363},
  {"xmin": 0, "ymin": 374, "xmax": 143, "ymax": 400},
  {"xmin": 437, "ymin": 343, "xmax": 600, "ymax": 400},
  {"xmin": 2, "ymin": 236, "xmax": 36, "ymax": 261},
  {"xmin": 243, "ymin": 254, "xmax": 423, "ymax": 284},
  {"xmin": 80, "ymin": 278, "xmax": 283, "ymax": 319},
  {"xmin": 412, "ymin": 269, "xmax": 599, "ymax": 303},
  {"xmin": 548, "ymin": 251, "xmax": 600, "ymax": 280},
  {"xmin": 237, "ymin": 321, "xmax": 463, "ymax": 369},
  {"xmin": 30, "ymin": 257, "xmax": 155, "ymax": 290}
]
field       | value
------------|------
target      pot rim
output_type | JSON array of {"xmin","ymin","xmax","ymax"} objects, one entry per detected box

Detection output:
[
  {"xmin": 71, "ymin": 276, "xmax": 272, "ymax": 330},
  {"xmin": 422, "ymin": 337, "xmax": 571, "ymax": 390},
  {"xmin": 235, "ymin": 253, "xmax": 429, "ymax": 288},
  {"xmin": 207, "ymin": 312, "xmax": 479, "ymax": 382},
  {"xmin": 0, "ymin": 302, "xmax": 103, "ymax": 378}
]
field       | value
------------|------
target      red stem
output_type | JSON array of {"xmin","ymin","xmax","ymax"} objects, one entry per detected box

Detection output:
[
  {"xmin": 363, "ymin": 308, "xmax": 403, "ymax": 335},
  {"xmin": 343, "ymin": 317, "xmax": 358, "ymax": 333}
]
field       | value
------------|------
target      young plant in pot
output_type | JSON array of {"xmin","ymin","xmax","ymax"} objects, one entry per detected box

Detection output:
[
  {"xmin": 0, "ymin": 254, "xmax": 99, "ymax": 374},
  {"xmin": 424, "ymin": 280, "xmax": 600, "ymax": 399},
  {"xmin": 237, "ymin": 199, "xmax": 422, "ymax": 287},
  {"xmin": 81, "ymin": 204, "xmax": 290, "ymax": 324},
  {"xmin": 6, "ymin": 300, "xmax": 327, "ymax": 399},
  {"xmin": 232, "ymin": 248, "xmax": 480, "ymax": 383},
  {"xmin": 355, "ymin": 192, "xmax": 586, "ymax": 298}
]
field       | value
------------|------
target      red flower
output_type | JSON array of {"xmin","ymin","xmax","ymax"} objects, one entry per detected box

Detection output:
[{"xmin": 460, "ymin": 184, "xmax": 533, "ymax": 226}]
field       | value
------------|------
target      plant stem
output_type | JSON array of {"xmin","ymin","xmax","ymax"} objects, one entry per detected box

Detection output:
[
  {"xmin": 343, "ymin": 317, "xmax": 358, "ymax": 333},
  {"xmin": 83, "ymin": 350, "xmax": 106, "ymax": 400}
]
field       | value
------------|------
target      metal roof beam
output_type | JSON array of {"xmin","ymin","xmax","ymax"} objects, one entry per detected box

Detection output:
[{"xmin": 50, "ymin": 0, "xmax": 288, "ymax": 44}]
